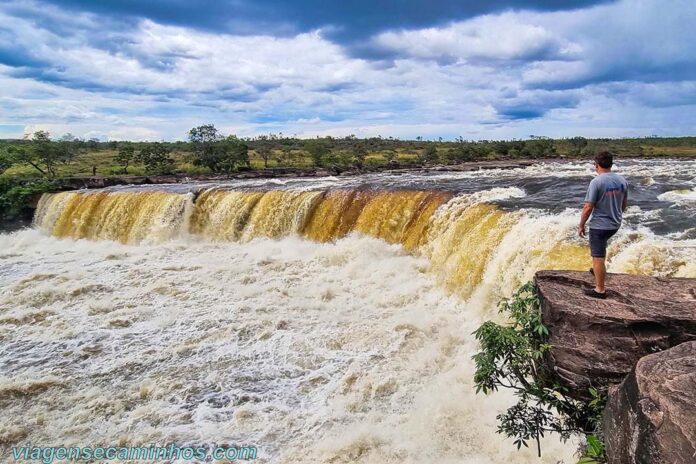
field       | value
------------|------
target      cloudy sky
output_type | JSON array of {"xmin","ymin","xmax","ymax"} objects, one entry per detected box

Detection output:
[{"xmin": 0, "ymin": 0, "xmax": 694, "ymax": 141}]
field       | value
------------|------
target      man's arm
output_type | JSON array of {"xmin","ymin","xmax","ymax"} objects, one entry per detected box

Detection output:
[
  {"xmin": 580, "ymin": 178, "xmax": 599, "ymax": 237},
  {"xmin": 578, "ymin": 202, "xmax": 594, "ymax": 237}
]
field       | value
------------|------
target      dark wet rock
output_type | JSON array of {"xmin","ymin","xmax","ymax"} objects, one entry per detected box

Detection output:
[
  {"xmin": 534, "ymin": 270, "xmax": 696, "ymax": 400},
  {"xmin": 603, "ymin": 341, "xmax": 696, "ymax": 464},
  {"xmin": 427, "ymin": 159, "xmax": 536, "ymax": 171},
  {"xmin": 49, "ymin": 159, "xmax": 544, "ymax": 190}
]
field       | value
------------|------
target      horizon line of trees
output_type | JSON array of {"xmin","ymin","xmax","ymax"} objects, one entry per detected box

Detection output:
[
  {"xmin": 0, "ymin": 125, "xmax": 252, "ymax": 178},
  {"xmin": 2, "ymin": 125, "xmax": 695, "ymax": 179},
  {"xmin": 4, "ymin": 132, "xmax": 696, "ymax": 146}
]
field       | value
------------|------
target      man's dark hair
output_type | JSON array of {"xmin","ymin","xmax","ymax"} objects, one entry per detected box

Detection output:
[{"xmin": 594, "ymin": 150, "xmax": 613, "ymax": 169}]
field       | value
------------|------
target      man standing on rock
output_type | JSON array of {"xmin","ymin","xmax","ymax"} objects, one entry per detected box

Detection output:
[{"xmin": 578, "ymin": 150, "xmax": 628, "ymax": 299}]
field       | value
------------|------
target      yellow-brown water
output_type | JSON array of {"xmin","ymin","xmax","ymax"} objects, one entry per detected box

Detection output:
[
  {"xmin": 35, "ymin": 190, "xmax": 190, "ymax": 244},
  {"xmin": 32, "ymin": 187, "xmax": 694, "ymax": 300}
]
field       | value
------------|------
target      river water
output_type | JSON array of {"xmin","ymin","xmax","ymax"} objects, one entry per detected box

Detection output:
[{"xmin": 1, "ymin": 159, "xmax": 694, "ymax": 463}]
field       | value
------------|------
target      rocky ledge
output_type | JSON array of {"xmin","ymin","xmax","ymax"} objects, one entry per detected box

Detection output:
[
  {"xmin": 534, "ymin": 270, "xmax": 696, "ymax": 464},
  {"xmin": 603, "ymin": 341, "xmax": 696, "ymax": 464},
  {"xmin": 50, "ymin": 159, "xmax": 539, "ymax": 190},
  {"xmin": 534, "ymin": 270, "xmax": 696, "ymax": 400}
]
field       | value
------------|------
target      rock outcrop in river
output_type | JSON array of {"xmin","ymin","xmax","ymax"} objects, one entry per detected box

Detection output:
[{"xmin": 534, "ymin": 270, "xmax": 696, "ymax": 464}]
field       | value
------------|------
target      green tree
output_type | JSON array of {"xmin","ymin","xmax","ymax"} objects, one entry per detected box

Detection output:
[
  {"xmin": 14, "ymin": 131, "xmax": 77, "ymax": 178},
  {"xmin": 304, "ymin": 139, "xmax": 330, "ymax": 167},
  {"xmin": 447, "ymin": 143, "xmax": 477, "ymax": 162},
  {"xmin": 115, "ymin": 143, "xmax": 135, "ymax": 174},
  {"xmin": 137, "ymin": 143, "xmax": 175, "ymax": 175},
  {"xmin": 86, "ymin": 137, "xmax": 100, "ymax": 150},
  {"xmin": 569, "ymin": 137, "xmax": 588, "ymax": 155},
  {"xmin": 521, "ymin": 138, "xmax": 556, "ymax": 158},
  {"xmin": 352, "ymin": 142, "xmax": 368, "ymax": 169},
  {"xmin": 257, "ymin": 145, "xmax": 272, "ymax": 168},
  {"xmin": 0, "ymin": 148, "xmax": 14, "ymax": 175},
  {"xmin": 188, "ymin": 125, "xmax": 249, "ymax": 173},
  {"xmin": 218, "ymin": 135, "xmax": 250, "ymax": 172},
  {"xmin": 255, "ymin": 134, "xmax": 274, "ymax": 168},
  {"xmin": 581, "ymin": 145, "xmax": 596, "ymax": 157},
  {"xmin": 493, "ymin": 141, "xmax": 511, "ymax": 156},
  {"xmin": 275, "ymin": 147, "xmax": 301, "ymax": 167},
  {"xmin": 419, "ymin": 143, "xmax": 439, "ymax": 164},
  {"xmin": 0, "ymin": 178, "xmax": 58, "ymax": 220},
  {"xmin": 188, "ymin": 124, "xmax": 222, "ymax": 171}
]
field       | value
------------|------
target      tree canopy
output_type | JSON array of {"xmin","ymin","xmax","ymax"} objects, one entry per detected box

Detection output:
[
  {"xmin": 188, "ymin": 124, "xmax": 249, "ymax": 173},
  {"xmin": 13, "ymin": 131, "xmax": 79, "ymax": 178}
]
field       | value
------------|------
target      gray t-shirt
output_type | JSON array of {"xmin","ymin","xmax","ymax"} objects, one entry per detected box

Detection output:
[{"xmin": 584, "ymin": 172, "xmax": 628, "ymax": 230}]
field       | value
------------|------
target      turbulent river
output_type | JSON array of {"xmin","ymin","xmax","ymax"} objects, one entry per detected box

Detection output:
[{"xmin": 1, "ymin": 159, "xmax": 695, "ymax": 463}]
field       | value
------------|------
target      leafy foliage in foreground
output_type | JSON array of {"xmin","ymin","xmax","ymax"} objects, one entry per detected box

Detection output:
[
  {"xmin": 578, "ymin": 434, "xmax": 606, "ymax": 463},
  {"xmin": 473, "ymin": 281, "xmax": 607, "ymax": 461}
]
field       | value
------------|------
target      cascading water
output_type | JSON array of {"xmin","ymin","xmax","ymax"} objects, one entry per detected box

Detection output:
[
  {"xmin": 31, "ymin": 185, "xmax": 695, "ymax": 296},
  {"xmin": 34, "ymin": 190, "xmax": 191, "ymax": 244},
  {"xmin": 2, "ymin": 159, "xmax": 695, "ymax": 463}
]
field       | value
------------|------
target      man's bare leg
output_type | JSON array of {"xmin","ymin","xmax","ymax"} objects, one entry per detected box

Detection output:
[{"xmin": 592, "ymin": 257, "xmax": 607, "ymax": 293}]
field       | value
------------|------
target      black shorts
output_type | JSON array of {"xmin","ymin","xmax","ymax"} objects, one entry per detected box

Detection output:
[{"xmin": 589, "ymin": 228, "xmax": 618, "ymax": 258}]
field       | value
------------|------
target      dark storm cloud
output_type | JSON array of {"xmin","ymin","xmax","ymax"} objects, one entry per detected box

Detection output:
[
  {"xmin": 527, "ymin": 64, "xmax": 696, "ymax": 92},
  {"xmin": 0, "ymin": 46, "xmax": 49, "ymax": 69},
  {"xmin": 494, "ymin": 91, "xmax": 580, "ymax": 120},
  {"xmin": 37, "ymin": 0, "xmax": 613, "ymax": 42}
]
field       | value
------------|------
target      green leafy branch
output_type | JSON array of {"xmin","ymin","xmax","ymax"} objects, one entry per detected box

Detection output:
[{"xmin": 473, "ymin": 281, "xmax": 606, "ymax": 461}]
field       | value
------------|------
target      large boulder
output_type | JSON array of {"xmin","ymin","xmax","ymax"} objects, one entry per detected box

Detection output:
[
  {"xmin": 534, "ymin": 270, "xmax": 696, "ymax": 399},
  {"xmin": 603, "ymin": 341, "xmax": 696, "ymax": 464}
]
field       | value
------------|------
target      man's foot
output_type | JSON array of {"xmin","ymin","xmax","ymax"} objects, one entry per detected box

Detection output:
[{"xmin": 583, "ymin": 287, "xmax": 606, "ymax": 299}]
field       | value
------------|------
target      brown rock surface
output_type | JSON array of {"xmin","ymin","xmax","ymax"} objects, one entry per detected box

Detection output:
[
  {"xmin": 534, "ymin": 270, "xmax": 696, "ymax": 399},
  {"xmin": 603, "ymin": 341, "xmax": 696, "ymax": 464}
]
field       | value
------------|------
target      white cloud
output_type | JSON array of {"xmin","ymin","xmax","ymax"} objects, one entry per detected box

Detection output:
[
  {"xmin": 519, "ymin": 0, "xmax": 696, "ymax": 89},
  {"xmin": 371, "ymin": 12, "xmax": 581, "ymax": 63},
  {"xmin": 0, "ymin": 0, "xmax": 694, "ymax": 140}
]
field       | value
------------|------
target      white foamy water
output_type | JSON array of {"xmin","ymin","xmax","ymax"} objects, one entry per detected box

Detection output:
[
  {"xmin": 0, "ymin": 230, "xmax": 579, "ymax": 463},
  {"xmin": 658, "ymin": 187, "xmax": 696, "ymax": 204},
  {"xmin": 3, "ymin": 158, "xmax": 696, "ymax": 463}
]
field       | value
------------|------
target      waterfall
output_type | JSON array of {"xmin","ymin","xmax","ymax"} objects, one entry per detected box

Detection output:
[
  {"xmin": 34, "ymin": 191, "xmax": 191, "ymax": 244},
  {"xmin": 5, "ymin": 179, "xmax": 694, "ymax": 462},
  {"xmin": 33, "ymin": 188, "xmax": 696, "ymax": 298}
]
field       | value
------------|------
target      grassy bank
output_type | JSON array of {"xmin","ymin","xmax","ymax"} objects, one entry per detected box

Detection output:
[{"xmin": 2, "ymin": 135, "xmax": 695, "ymax": 181}]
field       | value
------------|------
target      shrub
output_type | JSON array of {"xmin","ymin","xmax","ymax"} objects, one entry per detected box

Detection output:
[
  {"xmin": 419, "ymin": 144, "xmax": 439, "ymax": 164},
  {"xmin": 447, "ymin": 144, "xmax": 477, "ymax": 162},
  {"xmin": 473, "ymin": 281, "xmax": 606, "ymax": 460},
  {"xmin": 304, "ymin": 139, "xmax": 331, "ymax": 167},
  {"xmin": 0, "ymin": 178, "xmax": 59, "ymax": 220},
  {"xmin": 352, "ymin": 142, "xmax": 368, "ymax": 169},
  {"xmin": 0, "ymin": 150, "xmax": 14, "ymax": 175}
]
